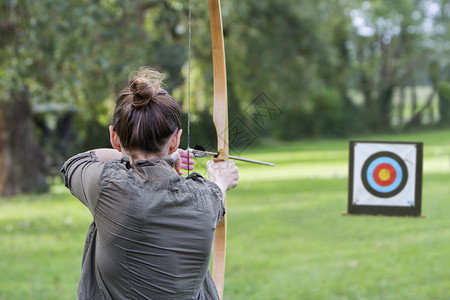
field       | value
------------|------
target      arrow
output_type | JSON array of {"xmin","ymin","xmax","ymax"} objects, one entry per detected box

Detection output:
[{"xmin": 187, "ymin": 146, "xmax": 275, "ymax": 166}]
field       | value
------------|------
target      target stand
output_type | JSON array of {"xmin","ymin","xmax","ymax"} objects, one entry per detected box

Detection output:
[{"xmin": 347, "ymin": 141, "xmax": 423, "ymax": 217}]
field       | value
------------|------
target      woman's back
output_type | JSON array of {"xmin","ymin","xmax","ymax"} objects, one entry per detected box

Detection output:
[{"xmin": 63, "ymin": 153, "xmax": 224, "ymax": 299}]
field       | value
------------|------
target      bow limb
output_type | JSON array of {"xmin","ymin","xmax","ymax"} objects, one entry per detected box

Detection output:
[{"xmin": 209, "ymin": 0, "xmax": 228, "ymax": 299}]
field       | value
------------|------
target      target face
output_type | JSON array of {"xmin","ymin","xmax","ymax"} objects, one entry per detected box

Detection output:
[
  {"xmin": 347, "ymin": 141, "xmax": 423, "ymax": 216},
  {"xmin": 361, "ymin": 152, "xmax": 408, "ymax": 198}
]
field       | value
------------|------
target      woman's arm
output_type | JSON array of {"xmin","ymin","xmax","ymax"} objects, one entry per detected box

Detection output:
[
  {"xmin": 91, "ymin": 149, "xmax": 123, "ymax": 162},
  {"xmin": 92, "ymin": 148, "xmax": 195, "ymax": 174}
]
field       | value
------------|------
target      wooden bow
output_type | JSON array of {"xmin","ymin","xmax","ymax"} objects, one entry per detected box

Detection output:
[{"xmin": 209, "ymin": 0, "xmax": 228, "ymax": 298}]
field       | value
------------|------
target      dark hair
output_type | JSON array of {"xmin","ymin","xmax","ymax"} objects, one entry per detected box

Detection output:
[{"xmin": 112, "ymin": 67, "xmax": 181, "ymax": 156}]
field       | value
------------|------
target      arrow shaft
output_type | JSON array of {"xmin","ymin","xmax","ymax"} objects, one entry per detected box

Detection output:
[{"xmin": 187, "ymin": 148, "xmax": 275, "ymax": 166}]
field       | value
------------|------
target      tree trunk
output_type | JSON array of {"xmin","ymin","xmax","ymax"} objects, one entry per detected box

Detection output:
[
  {"xmin": 0, "ymin": 91, "xmax": 48, "ymax": 197},
  {"xmin": 398, "ymin": 84, "xmax": 405, "ymax": 126},
  {"xmin": 410, "ymin": 84, "xmax": 418, "ymax": 116},
  {"xmin": 379, "ymin": 84, "xmax": 395, "ymax": 129},
  {"xmin": 405, "ymin": 87, "xmax": 436, "ymax": 129}
]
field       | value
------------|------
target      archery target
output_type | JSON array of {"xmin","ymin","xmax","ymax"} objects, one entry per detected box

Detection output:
[
  {"xmin": 361, "ymin": 151, "xmax": 408, "ymax": 198},
  {"xmin": 349, "ymin": 141, "xmax": 422, "ymax": 211}
]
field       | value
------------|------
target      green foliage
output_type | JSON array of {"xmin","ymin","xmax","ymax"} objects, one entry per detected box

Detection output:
[
  {"xmin": 1, "ymin": 0, "xmax": 192, "ymax": 161},
  {"xmin": 2, "ymin": 129, "xmax": 450, "ymax": 299},
  {"xmin": 223, "ymin": 0, "xmax": 356, "ymax": 139},
  {"xmin": 309, "ymin": 87, "xmax": 346, "ymax": 136},
  {"xmin": 437, "ymin": 81, "xmax": 450, "ymax": 98},
  {"xmin": 437, "ymin": 80, "xmax": 450, "ymax": 124},
  {"xmin": 429, "ymin": 61, "xmax": 442, "ymax": 87},
  {"xmin": 348, "ymin": 0, "xmax": 434, "ymax": 129}
]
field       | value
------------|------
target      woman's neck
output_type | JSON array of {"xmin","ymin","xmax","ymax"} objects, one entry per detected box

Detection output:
[{"xmin": 123, "ymin": 150, "xmax": 165, "ymax": 164}]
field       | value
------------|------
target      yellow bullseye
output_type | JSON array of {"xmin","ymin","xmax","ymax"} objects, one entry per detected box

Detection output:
[{"xmin": 378, "ymin": 168, "xmax": 391, "ymax": 181}]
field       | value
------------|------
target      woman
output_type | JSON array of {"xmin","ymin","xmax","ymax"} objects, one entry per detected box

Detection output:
[{"xmin": 61, "ymin": 67, "xmax": 239, "ymax": 300}]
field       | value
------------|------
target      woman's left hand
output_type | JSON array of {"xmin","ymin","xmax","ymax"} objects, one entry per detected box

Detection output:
[{"xmin": 172, "ymin": 149, "xmax": 195, "ymax": 175}]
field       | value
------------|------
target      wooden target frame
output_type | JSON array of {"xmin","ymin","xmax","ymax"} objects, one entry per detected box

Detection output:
[{"xmin": 347, "ymin": 141, "xmax": 423, "ymax": 216}]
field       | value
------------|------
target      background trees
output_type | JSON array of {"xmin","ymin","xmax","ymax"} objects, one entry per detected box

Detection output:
[
  {"xmin": 0, "ymin": 0, "xmax": 448, "ymax": 196},
  {"xmin": 0, "ymin": 0, "xmax": 189, "ymax": 195}
]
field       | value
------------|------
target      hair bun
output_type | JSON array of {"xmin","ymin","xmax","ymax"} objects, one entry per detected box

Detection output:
[
  {"xmin": 128, "ymin": 68, "xmax": 164, "ymax": 109},
  {"xmin": 130, "ymin": 78, "xmax": 156, "ymax": 109}
]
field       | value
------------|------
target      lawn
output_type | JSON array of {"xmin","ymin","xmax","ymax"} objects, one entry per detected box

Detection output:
[{"xmin": 1, "ymin": 129, "xmax": 450, "ymax": 299}]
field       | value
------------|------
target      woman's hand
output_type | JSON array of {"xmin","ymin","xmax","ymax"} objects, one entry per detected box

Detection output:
[
  {"xmin": 207, "ymin": 160, "xmax": 239, "ymax": 195},
  {"xmin": 172, "ymin": 149, "xmax": 195, "ymax": 175}
]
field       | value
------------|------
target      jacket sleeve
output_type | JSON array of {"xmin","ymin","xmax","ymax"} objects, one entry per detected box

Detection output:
[
  {"xmin": 61, "ymin": 151, "xmax": 104, "ymax": 214},
  {"xmin": 187, "ymin": 172, "xmax": 225, "ymax": 226}
]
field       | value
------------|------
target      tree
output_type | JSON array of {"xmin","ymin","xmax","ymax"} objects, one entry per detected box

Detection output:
[
  {"xmin": 202, "ymin": 0, "xmax": 355, "ymax": 140},
  {"xmin": 349, "ymin": 0, "xmax": 448, "ymax": 130},
  {"xmin": 0, "ymin": 0, "xmax": 189, "ymax": 196}
]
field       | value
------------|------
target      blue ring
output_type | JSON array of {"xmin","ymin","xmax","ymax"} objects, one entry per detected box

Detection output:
[{"xmin": 365, "ymin": 157, "xmax": 403, "ymax": 193}]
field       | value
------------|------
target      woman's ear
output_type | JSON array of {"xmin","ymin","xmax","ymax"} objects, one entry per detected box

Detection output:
[
  {"xmin": 109, "ymin": 125, "xmax": 122, "ymax": 152},
  {"xmin": 168, "ymin": 129, "xmax": 182, "ymax": 154}
]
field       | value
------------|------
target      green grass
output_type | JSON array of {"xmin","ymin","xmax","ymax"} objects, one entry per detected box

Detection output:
[
  {"xmin": 0, "ymin": 186, "xmax": 90, "ymax": 300},
  {"xmin": 2, "ymin": 129, "xmax": 450, "ymax": 299}
]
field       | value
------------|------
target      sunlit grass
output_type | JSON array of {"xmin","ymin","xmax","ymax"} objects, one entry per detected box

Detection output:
[{"xmin": 0, "ymin": 186, "xmax": 90, "ymax": 300}]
